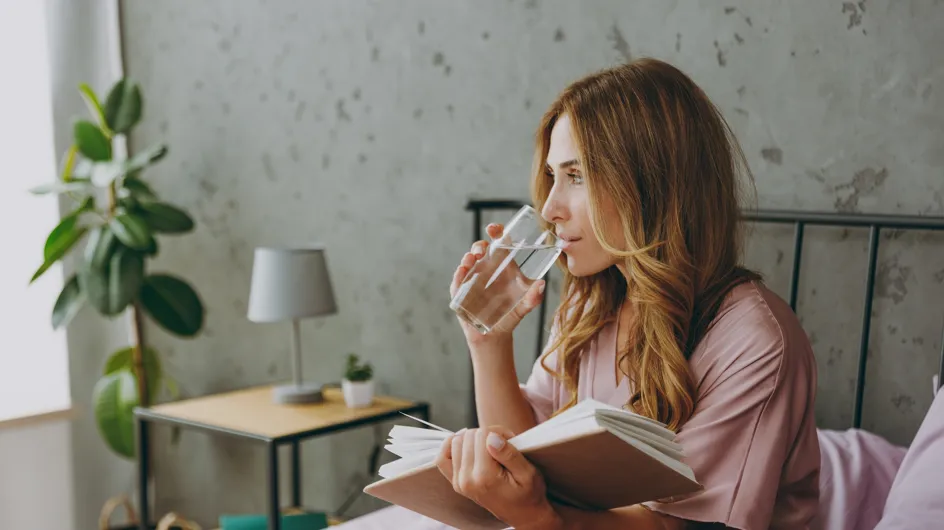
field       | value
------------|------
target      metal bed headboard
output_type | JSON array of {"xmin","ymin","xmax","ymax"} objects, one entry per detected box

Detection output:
[{"xmin": 465, "ymin": 199, "xmax": 944, "ymax": 430}]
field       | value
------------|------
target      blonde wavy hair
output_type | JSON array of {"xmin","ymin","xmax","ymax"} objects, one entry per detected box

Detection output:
[{"xmin": 532, "ymin": 58, "xmax": 761, "ymax": 431}]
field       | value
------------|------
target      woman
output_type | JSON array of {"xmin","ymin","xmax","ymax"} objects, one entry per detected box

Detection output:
[{"xmin": 436, "ymin": 58, "xmax": 820, "ymax": 529}]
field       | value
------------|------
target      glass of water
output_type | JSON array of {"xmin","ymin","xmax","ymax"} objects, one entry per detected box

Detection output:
[{"xmin": 449, "ymin": 205, "xmax": 563, "ymax": 334}]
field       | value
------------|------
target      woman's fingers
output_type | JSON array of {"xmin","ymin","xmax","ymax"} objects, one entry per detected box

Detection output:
[
  {"xmin": 470, "ymin": 240, "xmax": 488, "ymax": 257},
  {"xmin": 473, "ymin": 427, "xmax": 500, "ymax": 480},
  {"xmin": 523, "ymin": 279, "xmax": 546, "ymax": 308},
  {"xmin": 459, "ymin": 429, "xmax": 477, "ymax": 489},
  {"xmin": 451, "ymin": 265, "xmax": 468, "ymax": 296},
  {"xmin": 451, "ymin": 240, "xmax": 489, "ymax": 296},
  {"xmin": 435, "ymin": 435, "xmax": 454, "ymax": 481},
  {"xmin": 507, "ymin": 279, "xmax": 546, "ymax": 324},
  {"xmin": 486, "ymin": 223, "xmax": 504, "ymax": 241}
]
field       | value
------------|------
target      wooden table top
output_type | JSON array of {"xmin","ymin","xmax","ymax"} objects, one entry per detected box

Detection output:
[{"xmin": 140, "ymin": 385, "xmax": 424, "ymax": 440}]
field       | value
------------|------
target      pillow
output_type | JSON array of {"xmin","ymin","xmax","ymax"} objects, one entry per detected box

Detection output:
[
  {"xmin": 874, "ymin": 388, "xmax": 944, "ymax": 529},
  {"xmin": 812, "ymin": 427, "xmax": 907, "ymax": 530}
]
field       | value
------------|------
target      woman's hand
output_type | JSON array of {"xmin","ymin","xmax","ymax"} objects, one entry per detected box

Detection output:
[
  {"xmin": 450, "ymin": 223, "xmax": 546, "ymax": 345},
  {"xmin": 435, "ymin": 426, "xmax": 564, "ymax": 530}
]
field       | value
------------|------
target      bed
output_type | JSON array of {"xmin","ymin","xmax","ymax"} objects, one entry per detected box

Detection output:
[{"xmin": 337, "ymin": 200, "xmax": 944, "ymax": 529}]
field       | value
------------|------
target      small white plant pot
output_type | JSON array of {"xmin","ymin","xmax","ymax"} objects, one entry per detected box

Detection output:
[{"xmin": 342, "ymin": 379, "xmax": 374, "ymax": 408}]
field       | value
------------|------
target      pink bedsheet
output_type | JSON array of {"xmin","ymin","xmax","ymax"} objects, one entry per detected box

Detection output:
[{"xmin": 813, "ymin": 428, "xmax": 907, "ymax": 530}]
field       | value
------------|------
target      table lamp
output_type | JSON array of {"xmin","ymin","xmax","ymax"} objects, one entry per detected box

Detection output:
[{"xmin": 247, "ymin": 246, "xmax": 338, "ymax": 404}]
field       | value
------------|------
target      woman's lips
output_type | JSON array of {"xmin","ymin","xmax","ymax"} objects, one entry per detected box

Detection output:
[{"xmin": 560, "ymin": 237, "xmax": 581, "ymax": 251}]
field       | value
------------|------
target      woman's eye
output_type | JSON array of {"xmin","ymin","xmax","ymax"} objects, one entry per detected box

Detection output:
[{"xmin": 568, "ymin": 173, "xmax": 583, "ymax": 185}]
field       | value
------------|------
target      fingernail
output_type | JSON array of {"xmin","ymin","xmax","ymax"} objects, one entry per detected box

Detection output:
[
  {"xmin": 487, "ymin": 433, "xmax": 505, "ymax": 449},
  {"xmin": 538, "ymin": 281, "xmax": 546, "ymax": 294}
]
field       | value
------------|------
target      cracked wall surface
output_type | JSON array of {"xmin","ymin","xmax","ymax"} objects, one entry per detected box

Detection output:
[{"xmin": 66, "ymin": 0, "xmax": 944, "ymax": 524}]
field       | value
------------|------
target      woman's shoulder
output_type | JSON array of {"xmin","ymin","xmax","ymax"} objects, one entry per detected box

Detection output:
[{"xmin": 695, "ymin": 279, "xmax": 815, "ymax": 376}]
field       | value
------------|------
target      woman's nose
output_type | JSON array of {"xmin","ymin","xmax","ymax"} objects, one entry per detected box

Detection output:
[{"xmin": 541, "ymin": 186, "xmax": 566, "ymax": 224}]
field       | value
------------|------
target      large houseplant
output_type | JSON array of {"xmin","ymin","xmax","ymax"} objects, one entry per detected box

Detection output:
[{"xmin": 29, "ymin": 77, "xmax": 204, "ymax": 458}]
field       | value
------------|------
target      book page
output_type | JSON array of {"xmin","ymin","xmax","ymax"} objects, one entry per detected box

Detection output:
[
  {"xmin": 598, "ymin": 416, "xmax": 696, "ymax": 482},
  {"xmin": 378, "ymin": 452, "xmax": 441, "ymax": 478},
  {"xmin": 598, "ymin": 420, "xmax": 685, "ymax": 461},
  {"xmin": 389, "ymin": 424, "xmax": 452, "ymax": 441}
]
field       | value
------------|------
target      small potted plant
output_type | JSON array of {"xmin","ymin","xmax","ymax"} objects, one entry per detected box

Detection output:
[{"xmin": 342, "ymin": 353, "xmax": 374, "ymax": 408}]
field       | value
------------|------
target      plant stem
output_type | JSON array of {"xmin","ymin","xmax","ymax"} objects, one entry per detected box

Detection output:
[
  {"xmin": 131, "ymin": 302, "xmax": 149, "ymax": 407},
  {"xmin": 107, "ymin": 181, "xmax": 116, "ymax": 213}
]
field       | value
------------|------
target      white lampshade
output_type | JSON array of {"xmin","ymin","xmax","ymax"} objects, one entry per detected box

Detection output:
[{"xmin": 247, "ymin": 246, "xmax": 338, "ymax": 322}]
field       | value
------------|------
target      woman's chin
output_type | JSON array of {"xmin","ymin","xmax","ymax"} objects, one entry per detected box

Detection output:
[
  {"xmin": 565, "ymin": 254, "xmax": 613, "ymax": 277},
  {"xmin": 565, "ymin": 255, "xmax": 592, "ymax": 277}
]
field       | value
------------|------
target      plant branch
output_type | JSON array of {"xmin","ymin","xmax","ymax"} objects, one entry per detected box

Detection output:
[
  {"xmin": 131, "ymin": 302, "xmax": 149, "ymax": 407},
  {"xmin": 107, "ymin": 182, "xmax": 117, "ymax": 214}
]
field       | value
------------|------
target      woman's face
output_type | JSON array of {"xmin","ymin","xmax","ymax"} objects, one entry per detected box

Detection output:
[{"xmin": 541, "ymin": 113, "xmax": 621, "ymax": 277}]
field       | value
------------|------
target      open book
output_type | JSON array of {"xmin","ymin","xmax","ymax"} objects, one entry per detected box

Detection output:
[{"xmin": 364, "ymin": 399, "xmax": 702, "ymax": 530}]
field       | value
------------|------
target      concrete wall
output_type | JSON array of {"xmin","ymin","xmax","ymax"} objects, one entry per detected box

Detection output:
[{"xmin": 69, "ymin": 0, "xmax": 942, "ymax": 524}]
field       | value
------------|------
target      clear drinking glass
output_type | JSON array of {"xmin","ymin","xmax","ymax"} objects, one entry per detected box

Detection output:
[{"xmin": 449, "ymin": 205, "xmax": 563, "ymax": 334}]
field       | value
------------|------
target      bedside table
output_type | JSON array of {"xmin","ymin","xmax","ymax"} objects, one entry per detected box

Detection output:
[{"xmin": 133, "ymin": 385, "xmax": 430, "ymax": 530}]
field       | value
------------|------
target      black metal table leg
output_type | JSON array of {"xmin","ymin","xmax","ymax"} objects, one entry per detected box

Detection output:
[
  {"xmin": 137, "ymin": 416, "xmax": 150, "ymax": 530},
  {"xmin": 291, "ymin": 440, "xmax": 301, "ymax": 507},
  {"xmin": 267, "ymin": 441, "xmax": 281, "ymax": 530}
]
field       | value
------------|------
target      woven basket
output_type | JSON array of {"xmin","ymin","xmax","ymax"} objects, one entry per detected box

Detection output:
[
  {"xmin": 99, "ymin": 494, "xmax": 201, "ymax": 530},
  {"xmin": 99, "ymin": 495, "xmax": 138, "ymax": 530},
  {"xmin": 156, "ymin": 512, "xmax": 202, "ymax": 530}
]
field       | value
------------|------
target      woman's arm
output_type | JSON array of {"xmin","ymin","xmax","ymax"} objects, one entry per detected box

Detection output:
[
  {"xmin": 454, "ymin": 222, "xmax": 546, "ymax": 434},
  {"xmin": 469, "ymin": 335, "xmax": 538, "ymax": 434}
]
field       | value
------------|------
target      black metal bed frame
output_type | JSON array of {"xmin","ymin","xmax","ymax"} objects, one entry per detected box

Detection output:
[{"xmin": 465, "ymin": 199, "xmax": 944, "ymax": 430}]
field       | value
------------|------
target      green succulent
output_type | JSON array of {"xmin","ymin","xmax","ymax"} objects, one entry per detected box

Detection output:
[{"xmin": 344, "ymin": 353, "xmax": 373, "ymax": 382}]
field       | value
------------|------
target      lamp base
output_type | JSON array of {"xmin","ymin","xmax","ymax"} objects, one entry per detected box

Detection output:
[{"xmin": 272, "ymin": 382, "xmax": 325, "ymax": 404}]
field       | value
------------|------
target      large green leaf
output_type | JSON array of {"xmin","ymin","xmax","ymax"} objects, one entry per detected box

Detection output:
[
  {"xmin": 92, "ymin": 369, "xmax": 138, "ymax": 459},
  {"xmin": 89, "ymin": 160, "xmax": 125, "ymax": 187},
  {"xmin": 52, "ymin": 275, "xmax": 85, "ymax": 329},
  {"xmin": 107, "ymin": 247, "xmax": 144, "ymax": 313},
  {"xmin": 70, "ymin": 158, "xmax": 93, "ymax": 180},
  {"xmin": 124, "ymin": 144, "xmax": 168, "ymax": 175},
  {"xmin": 30, "ymin": 215, "xmax": 88, "ymax": 284},
  {"xmin": 140, "ymin": 275, "xmax": 204, "ymax": 337},
  {"xmin": 104, "ymin": 345, "xmax": 162, "ymax": 405},
  {"xmin": 84, "ymin": 225, "xmax": 117, "ymax": 269},
  {"xmin": 141, "ymin": 234, "xmax": 159, "ymax": 256},
  {"xmin": 29, "ymin": 179, "xmax": 94, "ymax": 196},
  {"xmin": 103, "ymin": 78, "xmax": 142, "ymax": 134},
  {"xmin": 73, "ymin": 120, "xmax": 111, "ymax": 161},
  {"xmin": 44, "ymin": 215, "xmax": 82, "ymax": 261},
  {"xmin": 79, "ymin": 228, "xmax": 138, "ymax": 316},
  {"xmin": 110, "ymin": 213, "xmax": 153, "ymax": 250},
  {"xmin": 136, "ymin": 201, "xmax": 194, "ymax": 233},
  {"xmin": 79, "ymin": 259, "xmax": 111, "ymax": 315},
  {"xmin": 121, "ymin": 176, "xmax": 157, "ymax": 200},
  {"xmin": 79, "ymin": 83, "xmax": 109, "ymax": 134}
]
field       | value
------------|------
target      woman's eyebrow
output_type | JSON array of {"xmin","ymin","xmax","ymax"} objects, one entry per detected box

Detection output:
[{"xmin": 545, "ymin": 159, "xmax": 580, "ymax": 171}]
